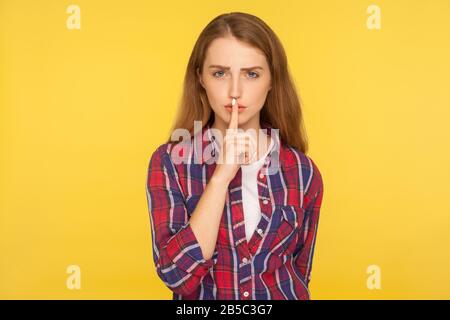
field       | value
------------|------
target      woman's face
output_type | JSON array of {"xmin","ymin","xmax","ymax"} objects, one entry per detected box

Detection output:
[{"xmin": 198, "ymin": 36, "xmax": 272, "ymax": 128}]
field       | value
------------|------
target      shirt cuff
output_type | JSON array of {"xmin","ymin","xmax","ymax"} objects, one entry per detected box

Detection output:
[{"xmin": 165, "ymin": 221, "xmax": 215, "ymax": 278}]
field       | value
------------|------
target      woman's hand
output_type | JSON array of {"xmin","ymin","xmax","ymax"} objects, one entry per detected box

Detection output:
[{"xmin": 212, "ymin": 98, "xmax": 257, "ymax": 185}]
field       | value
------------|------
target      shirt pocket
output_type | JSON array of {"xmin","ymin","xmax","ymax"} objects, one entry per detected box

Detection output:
[{"xmin": 262, "ymin": 205, "xmax": 304, "ymax": 256}]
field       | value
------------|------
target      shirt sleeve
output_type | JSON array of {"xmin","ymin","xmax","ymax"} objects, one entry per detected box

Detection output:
[
  {"xmin": 146, "ymin": 145, "xmax": 215, "ymax": 296},
  {"xmin": 294, "ymin": 157, "xmax": 324, "ymax": 287}
]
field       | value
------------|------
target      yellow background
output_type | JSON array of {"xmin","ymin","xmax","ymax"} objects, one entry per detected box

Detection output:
[{"xmin": 1, "ymin": 0, "xmax": 449, "ymax": 299}]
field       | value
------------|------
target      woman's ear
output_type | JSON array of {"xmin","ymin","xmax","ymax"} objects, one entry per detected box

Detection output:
[{"xmin": 197, "ymin": 68, "xmax": 205, "ymax": 88}]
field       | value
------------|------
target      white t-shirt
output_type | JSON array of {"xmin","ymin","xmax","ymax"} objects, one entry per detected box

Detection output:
[
  {"xmin": 241, "ymin": 136, "xmax": 274, "ymax": 242},
  {"xmin": 211, "ymin": 132, "xmax": 274, "ymax": 243}
]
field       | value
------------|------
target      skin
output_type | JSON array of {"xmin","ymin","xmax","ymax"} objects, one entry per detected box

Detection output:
[
  {"xmin": 197, "ymin": 36, "xmax": 272, "ymax": 160},
  {"xmin": 189, "ymin": 36, "xmax": 274, "ymax": 260}
]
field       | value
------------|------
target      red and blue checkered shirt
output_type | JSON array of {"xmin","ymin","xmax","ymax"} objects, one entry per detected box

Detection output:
[{"xmin": 146, "ymin": 122, "xmax": 324, "ymax": 300}]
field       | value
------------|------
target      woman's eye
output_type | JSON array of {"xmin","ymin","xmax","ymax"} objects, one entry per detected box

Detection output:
[
  {"xmin": 213, "ymin": 71, "xmax": 225, "ymax": 78},
  {"xmin": 212, "ymin": 70, "xmax": 259, "ymax": 79},
  {"xmin": 248, "ymin": 71, "xmax": 259, "ymax": 79}
]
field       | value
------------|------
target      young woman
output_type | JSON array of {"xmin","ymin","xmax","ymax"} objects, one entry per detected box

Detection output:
[{"xmin": 146, "ymin": 12, "xmax": 324, "ymax": 300}]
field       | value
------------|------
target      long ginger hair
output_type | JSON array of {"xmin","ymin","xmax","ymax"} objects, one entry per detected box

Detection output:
[{"xmin": 166, "ymin": 12, "xmax": 308, "ymax": 153}]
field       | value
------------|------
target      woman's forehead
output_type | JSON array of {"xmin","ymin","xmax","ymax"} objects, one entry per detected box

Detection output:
[{"xmin": 204, "ymin": 37, "xmax": 268, "ymax": 66}]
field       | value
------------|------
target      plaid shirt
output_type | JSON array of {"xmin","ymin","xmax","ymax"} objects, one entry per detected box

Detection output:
[{"xmin": 146, "ymin": 122, "xmax": 324, "ymax": 300}]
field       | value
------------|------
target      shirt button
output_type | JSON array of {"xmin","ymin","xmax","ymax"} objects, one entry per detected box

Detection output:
[
  {"xmin": 242, "ymin": 257, "xmax": 248, "ymax": 264},
  {"xmin": 262, "ymin": 199, "xmax": 269, "ymax": 205},
  {"xmin": 243, "ymin": 291, "xmax": 249, "ymax": 297},
  {"xmin": 257, "ymin": 228, "xmax": 263, "ymax": 235}
]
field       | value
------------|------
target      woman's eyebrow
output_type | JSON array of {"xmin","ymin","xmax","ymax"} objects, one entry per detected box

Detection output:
[{"xmin": 208, "ymin": 65, "xmax": 264, "ymax": 71}]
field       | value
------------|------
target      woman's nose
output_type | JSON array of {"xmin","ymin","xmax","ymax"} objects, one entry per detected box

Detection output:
[{"xmin": 228, "ymin": 75, "xmax": 242, "ymax": 98}]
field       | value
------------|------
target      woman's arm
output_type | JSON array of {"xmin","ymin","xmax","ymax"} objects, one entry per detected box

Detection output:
[
  {"xmin": 147, "ymin": 102, "xmax": 251, "ymax": 296},
  {"xmin": 146, "ymin": 145, "xmax": 229, "ymax": 296},
  {"xmin": 294, "ymin": 157, "xmax": 324, "ymax": 287},
  {"xmin": 189, "ymin": 174, "xmax": 229, "ymax": 260}
]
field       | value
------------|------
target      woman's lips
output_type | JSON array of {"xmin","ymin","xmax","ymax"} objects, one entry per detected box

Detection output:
[
  {"xmin": 225, "ymin": 105, "xmax": 246, "ymax": 112},
  {"xmin": 225, "ymin": 103, "xmax": 246, "ymax": 108},
  {"xmin": 225, "ymin": 106, "xmax": 247, "ymax": 113}
]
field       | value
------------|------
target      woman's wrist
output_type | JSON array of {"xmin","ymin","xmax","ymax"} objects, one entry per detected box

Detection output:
[{"xmin": 210, "ymin": 171, "xmax": 231, "ymax": 186}]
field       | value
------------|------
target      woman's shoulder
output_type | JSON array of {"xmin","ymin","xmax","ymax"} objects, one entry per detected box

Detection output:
[
  {"xmin": 282, "ymin": 145, "xmax": 324, "ymax": 194},
  {"xmin": 148, "ymin": 142, "xmax": 175, "ymax": 169},
  {"xmin": 152, "ymin": 142, "xmax": 173, "ymax": 156}
]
